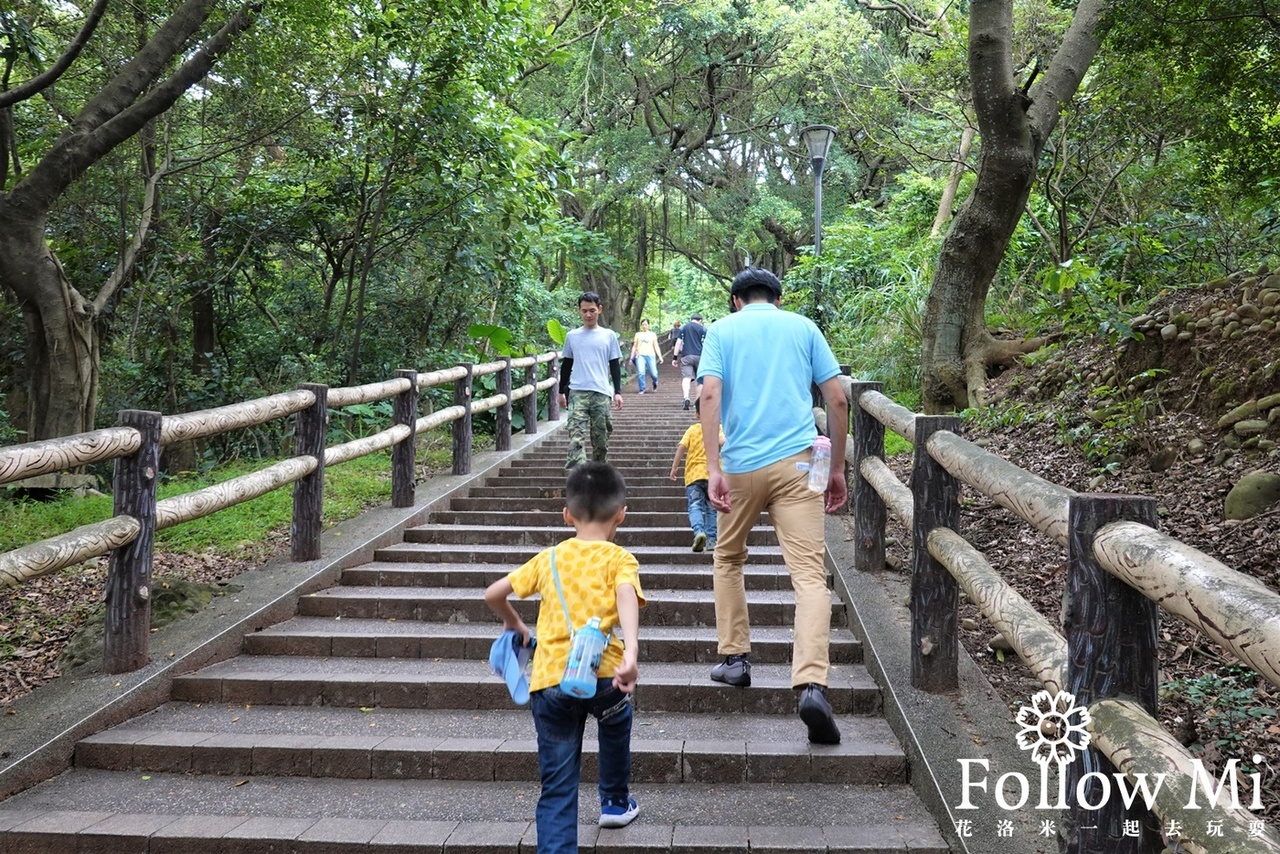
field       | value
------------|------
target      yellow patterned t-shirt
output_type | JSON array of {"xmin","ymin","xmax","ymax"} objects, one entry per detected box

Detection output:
[
  {"xmin": 507, "ymin": 538, "xmax": 645, "ymax": 693},
  {"xmin": 678, "ymin": 423, "xmax": 724, "ymax": 485}
]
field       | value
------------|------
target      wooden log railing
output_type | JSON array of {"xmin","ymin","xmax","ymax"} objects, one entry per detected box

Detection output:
[
  {"xmin": 846, "ymin": 384, "xmax": 1280, "ymax": 854},
  {"xmin": 0, "ymin": 351, "xmax": 562, "ymax": 674}
]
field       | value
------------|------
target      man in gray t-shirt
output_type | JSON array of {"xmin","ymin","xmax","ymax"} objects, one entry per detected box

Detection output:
[
  {"xmin": 672, "ymin": 313, "xmax": 707, "ymax": 410},
  {"xmin": 559, "ymin": 292, "xmax": 623, "ymax": 469}
]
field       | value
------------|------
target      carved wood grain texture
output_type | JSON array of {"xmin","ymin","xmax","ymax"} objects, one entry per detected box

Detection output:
[
  {"xmin": 470, "ymin": 393, "xmax": 509, "ymax": 414},
  {"xmin": 160, "ymin": 390, "xmax": 315, "ymax": 446},
  {"xmin": 325, "ymin": 424, "xmax": 413, "ymax": 468},
  {"xmin": 849, "ymin": 382, "xmax": 887, "ymax": 574},
  {"xmin": 0, "ymin": 427, "xmax": 140, "ymax": 486},
  {"xmin": 0, "ymin": 516, "xmax": 140, "ymax": 589},
  {"xmin": 104, "ymin": 411, "xmax": 162, "ymax": 674},
  {"xmin": 415, "ymin": 406, "xmax": 466, "ymax": 434},
  {"xmin": 452, "ymin": 365, "xmax": 474, "ymax": 476},
  {"xmin": 857, "ymin": 388, "xmax": 917, "ymax": 441},
  {"xmin": 928, "ymin": 430, "xmax": 1075, "ymax": 546},
  {"xmin": 547, "ymin": 356, "xmax": 560, "ymax": 421},
  {"xmin": 910, "ymin": 415, "xmax": 961, "ymax": 692},
  {"xmin": 535, "ymin": 350, "xmax": 559, "ymax": 364},
  {"xmin": 523, "ymin": 366, "xmax": 538, "ymax": 435},
  {"xmin": 860, "ymin": 457, "xmax": 913, "ymax": 529},
  {"xmin": 927, "ymin": 527, "xmax": 1068, "ymax": 694},
  {"xmin": 496, "ymin": 358, "xmax": 513, "ymax": 452},
  {"xmin": 472, "ymin": 359, "xmax": 508, "ymax": 378},
  {"xmin": 1091, "ymin": 698, "xmax": 1280, "ymax": 853},
  {"xmin": 391, "ymin": 370, "xmax": 418, "ymax": 508},
  {"xmin": 418, "ymin": 365, "xmax": 470, "ymax": 388},
  {"xmin": 327, "ymin": 377, "xmax": 412, "ymax": 408},
  {"xmin": 157, "ymin": 457, "xmax": 318, "ymax": 529},
  {"xmin": 1095, "ymin": 520, "xmax": 1280, "ymax": 690},
  {"xmin": 291, "ymin": 384, "xmax": 327, "ymax": 562},
  {"xmin": 536, "ymin": 377, "xmax": 557, "ymax": 392},
  {"xmin": 1064, "ymin": 496, "xmax": 1162, "ymax": 854}
]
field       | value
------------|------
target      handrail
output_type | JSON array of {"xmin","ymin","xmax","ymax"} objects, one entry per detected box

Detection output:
[
  {"xmin": 0, "ymin": 346, "xmax": 564, "ymax": 678},
  {"xmin": 844, "ymin": 382, "xmax": 1280, "ymax": 853}
]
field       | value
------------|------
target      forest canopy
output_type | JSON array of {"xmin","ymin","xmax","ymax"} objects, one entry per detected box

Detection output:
[{"xmin": 0, "ymin": 0, "xmax": 1275, "ymax": 444}]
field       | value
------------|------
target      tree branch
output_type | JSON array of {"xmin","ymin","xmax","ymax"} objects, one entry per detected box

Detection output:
[
  {"xmin": 0, "ymin": 0, "xmax": 111, "ymax": 111},
  {"xmin": 93, "ymin": 148, "xmax": 169, "ymax": 315}
]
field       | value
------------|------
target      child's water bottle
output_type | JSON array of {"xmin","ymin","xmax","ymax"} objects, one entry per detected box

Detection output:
[
  {"xmin": 560, "ymin": 616, "xmax": 609, "ymax": 698},
  {"xmin": 807, "ymin": 436, "xmax": 832, "ymax": 493}
]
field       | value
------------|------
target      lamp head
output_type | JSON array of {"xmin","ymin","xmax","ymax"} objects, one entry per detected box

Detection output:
[{"xmin": 799, "ymin": 124, "xmax": 837, "ymax": 170}]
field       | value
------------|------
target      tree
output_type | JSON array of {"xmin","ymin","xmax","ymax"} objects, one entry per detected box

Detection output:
[
  {"xmin": 918, "ymin": 0, "xmax": 1108, "ymax": 411},
  {"xmin": 0, "ymin": 0, "xmax": 261, "ymax": 439}
]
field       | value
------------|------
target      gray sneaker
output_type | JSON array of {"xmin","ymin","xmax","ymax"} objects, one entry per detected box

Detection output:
[{"xmin": 710, "ymin": 654, "xmax": 751, "ymax": 687}]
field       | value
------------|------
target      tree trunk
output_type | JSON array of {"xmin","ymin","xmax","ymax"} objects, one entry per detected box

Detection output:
[
  {"xmin": 919, "ymin": 0, "xmax": 1108, "ymax": 412},
  {"xmin": 0, "ymin": 220, "xmax": 98, "ymax": 438}
]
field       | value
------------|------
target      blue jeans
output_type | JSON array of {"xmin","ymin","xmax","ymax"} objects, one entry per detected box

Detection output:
[
  {"xmin": 686, "ymin": 480, "xmax": 717, "ymax": 540},
  {"xmin": 635, "ymin": 354, "xmax": 659, "ymax": 391},
  {"xmin": 529, "ymin": 682, "xmax": 633, "ymax": 853}
]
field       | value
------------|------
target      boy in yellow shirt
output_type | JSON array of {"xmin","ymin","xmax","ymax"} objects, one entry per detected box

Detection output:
[
  {"xmin": 484, "ymin": 462, "xmax": 645, "ymax": 850},
  {"xmin": 669, "ymin": 399, "xmax": 725, "ymax": 552}
]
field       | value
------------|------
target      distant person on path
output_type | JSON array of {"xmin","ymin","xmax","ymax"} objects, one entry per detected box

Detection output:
[
  {"xmin": 628, "ymin": 319, "xmax": 661, "ymax": 394},
  {"xmin": 697, "ymin": 267, "xmax": 849, "ymax": 745},
  {"xmin": 668, "ymin": 398, "xmax": 725, "ymax": 552},
  {"xmin": 484, "ymin": 462, "xmax": 646, "ymax": 849},
  {"xmin": 672, "ymin": 312, "xmax": 707, "ymax": 411},
  {"xmin": 559, "ymin": 292, "xmax": 624, "ymax": 470}
]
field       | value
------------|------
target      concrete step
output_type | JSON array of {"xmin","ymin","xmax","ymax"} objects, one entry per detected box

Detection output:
[
  {"xmin": 242, "ymin": 617, "xmax": 862, "ymax": 664},
  {"xmin": 448, "ymin": 496, "xmax": 690, "ymax": 512},
  {"xmin": 295, "ymin": 586, "xmax": 847, "ymax": 627},
  {"xmin": 401, "ymin": 524, "xmax": 777, "ymax": 548},
  {"xmin": 374, "ymin": 542, "xmax": 789, "ymax": 565},
  {"xmin": 338, "ymin": 561, "xmax": 802, "ymax": 592},
  {"xmin": 427, "ymin": 510, "xmax": 739, "ymax": 528},
  {"xmin": 454, "ymin": 484, "xmax": 705, "ymax": 499},
  {"xmin": 74, "ymin": 706, "xmax": 905, "ymax": 784},
  {"xmin": 170, "ymin": 658, "xmax": 882, "ymax": 715},
  {"xmin": 0, "ymin": 779, "xmax": 948, "ymax": 852}
]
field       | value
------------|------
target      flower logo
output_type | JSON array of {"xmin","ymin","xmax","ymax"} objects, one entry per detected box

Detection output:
[{"xmin": 1015, "ymin": 689, "xmax": 1092, "ymax": 766}]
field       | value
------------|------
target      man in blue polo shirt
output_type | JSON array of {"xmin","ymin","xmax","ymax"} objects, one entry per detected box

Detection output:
[{"xmin": 696, "ymin": 267, "xmax": 849, "ymax": 744}]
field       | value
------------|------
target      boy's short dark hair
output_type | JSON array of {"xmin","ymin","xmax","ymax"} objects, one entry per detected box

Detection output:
[
  {"xmin": 565, "ymin": 462, "xmax": 627, "ymax": 523},
  {"xmin": 578, "ymin": 291, "xmax": 602, "ymax": 307}
]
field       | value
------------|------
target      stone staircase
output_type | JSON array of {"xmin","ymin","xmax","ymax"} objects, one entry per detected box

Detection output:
[{"xmin": 0, "ymin": 367, "xmax": 950, "ymax": 852}]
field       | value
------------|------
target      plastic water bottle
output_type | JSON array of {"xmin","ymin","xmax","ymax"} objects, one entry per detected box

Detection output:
[
  {"xmin": 807, "ymin": 436, "xmax": 832, "ymax": 493},
  {"xmin": 560, "ymin": 616, "xmax": 608, "ymax": 698}
]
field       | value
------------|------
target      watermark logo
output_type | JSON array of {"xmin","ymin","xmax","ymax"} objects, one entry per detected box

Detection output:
[{"xmin": 1014, "ymin": 689, "xmax": 1091, "ymax": 767}]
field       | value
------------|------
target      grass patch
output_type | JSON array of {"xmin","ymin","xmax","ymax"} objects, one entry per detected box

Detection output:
[
  {"xmin": 884, "ymin": 432, "xmax": 913, "ymax": 457},
  {"xmin": 0, "ymin": 429, "xmax": 460, "ymax": 560}
]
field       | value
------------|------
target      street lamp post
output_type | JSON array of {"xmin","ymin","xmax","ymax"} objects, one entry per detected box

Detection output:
[{"xmin": 799, "ymin": 124, "xmax": 836, "ymax": 330}]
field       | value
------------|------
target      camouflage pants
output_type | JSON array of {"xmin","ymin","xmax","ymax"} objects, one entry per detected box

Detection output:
[{"xmin": 565, "ymin": 391, "xmax": 613, "ymax": 470}]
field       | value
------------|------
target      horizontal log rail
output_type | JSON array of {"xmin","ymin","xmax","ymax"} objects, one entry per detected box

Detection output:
[
  {"xmin": 0, "ymin": 351, "xmax": 564, "ymax": 675},
  {"xmin": 846, "ymin": 385, "xmax": 1280, "ymax": 853},
  {"xmin": 0, "ymin": 427, "xmax": 141, "ymax": 487}
]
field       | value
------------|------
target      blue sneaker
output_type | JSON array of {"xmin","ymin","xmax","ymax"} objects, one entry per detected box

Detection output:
[{"xmin": 599, "ymin": 796, "xmax": 640, "ymax": 828}]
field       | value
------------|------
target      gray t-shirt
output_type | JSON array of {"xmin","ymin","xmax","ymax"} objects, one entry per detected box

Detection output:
[{"xmin": 563, "ymin": 325, "xmax": 621, "ymax": 396}]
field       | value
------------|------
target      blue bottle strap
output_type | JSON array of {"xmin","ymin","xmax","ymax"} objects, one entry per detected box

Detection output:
[{"xmin": 549, "ymin": 547, "xmax": 576, "ymax": 633}]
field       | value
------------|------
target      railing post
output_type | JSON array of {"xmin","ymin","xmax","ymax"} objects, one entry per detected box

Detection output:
[
  {"xmin": 547, "ymin": 354, "xmax": 561, "ymax": 421},
  {"xmin": 496, "ymin": 357, "xmax": 513, "ymax": 451},
  {"xmin": 910, "ymin": 414, "xmax": 961, "ymax": 692},
  {"xmin": 291, "ymin": 383, "xmax": 327, "ymax": 561},
  {"xmin": 104, "ymin": 409, "xmax": 161, "ymax": 674},
  {"xmin": 392, "ymin": 369, "xmax": 418, "ymax": 508},
  {"xmin": 452, "ymin": 363, "xmax": 474, "ymax": 475},
  {"xmin": 848, "ymin": 381, "xmax": 886, "ymax": 574},
  {"xmin": 1065, "ymin": 494, "xmax": 1161, "ymax": 853},
  {"xmin": 524, "ymin": 362, "xmax": 538, "ymax": 435}
]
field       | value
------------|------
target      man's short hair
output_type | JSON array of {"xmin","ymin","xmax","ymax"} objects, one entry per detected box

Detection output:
[
  {"xmin": 578, "ymin": 291, "xmax": 602, "ymax": 307},
  {"xmin": 565, "ymin": 462, "xmax": 627, "ymax": 523},
  {"xmin": 730, "ymin": 268, "xmax": 783, "ymax": 304},
  {"xmin": 691, "ymin": 312, "xmax": 703, "ymax": 321}
]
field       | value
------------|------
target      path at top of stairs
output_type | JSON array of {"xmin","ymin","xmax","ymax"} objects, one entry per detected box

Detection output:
[{"xmin": 0, "ymin": 361, "xmax": 951, "ymax": 853}]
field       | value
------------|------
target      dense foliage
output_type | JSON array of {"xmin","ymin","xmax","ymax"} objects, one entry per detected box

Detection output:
[{"xmin": 0, "ymin": 0, "xmax": 1276, "ymax": 449}]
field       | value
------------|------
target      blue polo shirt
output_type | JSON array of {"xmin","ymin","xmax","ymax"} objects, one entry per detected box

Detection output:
[{"xmin": 697, "ymin": 303, "xmax": 840, "ymax": 474}]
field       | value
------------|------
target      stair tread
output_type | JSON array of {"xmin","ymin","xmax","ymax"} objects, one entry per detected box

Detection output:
[
  {"xmin": 304, "ymin": 586, "xmax": 837, "ymax": 604},
  {"xmin": 178, "ymin": 655, "xmax": 876, "ymax": 687},
  {"xmin": 0, "ymin": 774, "xmax": 947, "ymax": 834}
]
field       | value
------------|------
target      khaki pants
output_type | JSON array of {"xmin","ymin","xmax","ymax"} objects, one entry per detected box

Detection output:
[{"xmin": 712, "ymin": 450, "xmax": 830, "ymax": 688}]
